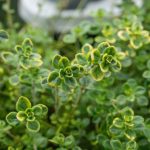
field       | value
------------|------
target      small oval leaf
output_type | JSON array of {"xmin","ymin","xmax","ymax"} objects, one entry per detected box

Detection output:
[
  {"xmin": 6, "ymin": 112, "xmax": 19, "ymax": 126},
  {"xmin": 0, "ymin": 30, "xmax": 9, "ymax": 41},
  {"xmin": 16, "ymin": 96, "xmax": 31, "ymax": 111},
  {"xmin": 26, "ymin": 120, "xmax": 40, "ymax": 132}
]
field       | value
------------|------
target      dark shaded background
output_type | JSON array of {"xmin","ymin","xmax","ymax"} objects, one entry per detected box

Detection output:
[{"xmin": 0, "ymin": 0, "xmax": 23, "ymax": 27}]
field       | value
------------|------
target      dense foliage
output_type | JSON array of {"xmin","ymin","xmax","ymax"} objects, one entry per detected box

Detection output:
[{"xmin": 1, "ymin": 0, "xmax": 150, "ymax": 149}]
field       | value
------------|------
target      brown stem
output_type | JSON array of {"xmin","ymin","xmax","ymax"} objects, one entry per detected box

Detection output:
[
  {"xmin": 69, "ymin": 86, "xmax": 86, "ymax": 121},
  {"xmin": 6, "ymin": 131, "xmax": 15, "ymax": 139}
]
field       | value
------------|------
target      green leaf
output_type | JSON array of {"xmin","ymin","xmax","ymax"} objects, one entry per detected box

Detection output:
[
  {"xmin": 122, "ymin": 57, "xmax": 132, "ymax": 67},
  {"xmin": 0, "ymin": 120, "xmax": 6, "ymax": 128},
  {"xmin": 118, "ymin": 30, "xmax": 130, "ymax": 41},
  {"xmin": 110, "ymin": 139, "xmax": 122, "ymax": 150},
  {"xmin": 15, "ymin": 45, "xmax": 23, "ymax": 53},
  {"xmin": 64, "ymin": 77, "xmax": 77, "ymax": 87},
  {"xmin": 88, "ymin": 50, "xmax": 100, "ymax": 64},
  {"xmin": 64, "ymin": 135, "xmax": 74, "ymax": 147},
  {"xmin": 133, "ymin": 116, "xmax": 144, "ymax": 124},
  {"xmin": 8, "ymin": 146, "xmax": 15, "ymax": 150},
  {"xmin": 130, "ymin": 37, "xmax": 143, "ymax": 49},
  {"xmin": 58, "ymin": 57, "xmax": 70, "ymax": 68},
  {"xmin": 100, "ymin": 61, "xmax": 109, "ymax": 72},
  {"xmin": 126, "ymin": 141, "xmax": 137, "ymax": 150},
  {"xmin": 71, "ymin": 65, "xmax": 84, "ymax": 77},
  {"xmin": 79, "ymin": 76, "xmax": 91, "ymax": 86},
  {"xmin": 63, "ymin": 34, "xmax": 76, "ymax": 44},
  {"xmin": 109, "ymin": 125, "xmax": 124, "ymax": 136},
  {"xmin": 33, "ymin": 104, "xmax": 48, "ymax": 116},
  {"xmin": 82, "ymin": 43, "xmax": 93, "ymax": 55},
  {"xmin": 1, "ymin": 52, "xmax": 14, "ymax": 62},
  {"xmin": 75, "ymin": 53, "xmax": 87, "ymax": 65},
  {"xmin": 30, "ymin": 53, "xmax": 42, "ymax": 60},
  {"xmin": 90, "ymin": 64, "xmax": 104, "ymax": 81},
  {"xmin": 49, "ymin": 133, "xmax": 65, "ymax": 145},
  {"xmin": 143, "ymin": 127, "xmax": 150, "ymax": 140},
  {"xmin": 136, "ymin": 96, "xmax": 148, "ymax": 106},
  {"xmin": 116, "ymin": 95, "xmax": 127, "ymax": 106},
  {"xmin": 131, "ymin": 22, "xmax": 143, "ymax": 32},
  {"xmin": 30, "ymin": 59, "xmax": 43, "ymax": 68},
  {"xmin": 117, "ymin": 51, "xmax": 126, "ymax": 60},
  {"xmin": 133, "ymin": 116, "xmax": 144, "ymax": 129},
  {"xmin": 52, "ymin": 54, "xmax": 62, "ymax": 68},
  {"xmin": 32, "ymin": 105, "xmax": 43, "ymax": 117},
  {"xmin": 16, "ymin": 96, "xmax": 31, "ymax": 111},
  {"xmin": 124, "ymin": 130, "xmax": 136, "ymax": 140},
  {"xmin": 64, "ymin": 66, "xmax": 73, "ymax": 77},
  {"xmin": 104, "ymin": 46, "xmax": 116, "ymax": 56},
  {"xmin": 26, "ymin": 120, "xmax": 40, "ymax": 132},
  {"xmin": 19, "ymin": 73, "xmax": 31, "ymax": 84},
  {"xmin": 147, "ymin": 60, "xmax": 150, "ymax": 69},
  {"xmin": 92, "ymin": 50, "xmax": 101, "ymax": 63},
  {"xmin": 47, "ymin": 71, "xmax": 61, "ymax": 86},
  {"xmin": 16, "ymin": 111, "xmax": 27, "ymax": 122},
  {"xmin": 111, "ymin": 60, "xmax": 121, "ymax": 72},
  {"xmin": 22, "ymin": 38, "xmax": 33, "ymax": 47},
  {"xmin": 102, "ymin": 24, "xmax": 113, "ymax": 36},
  {"xmin": 6, "ymin": 112, "xmax": 19, "ymax": 126},
  {"xmin": 33, "ymin": 135, "xmax": 48, "ymax": 148},
  {"xmin": 9, "ymin": 75, "xmax": 19, "ymax": 86},
  {"xmin": 105, "ymin": 55, "xmax": 114, "ymax": 64},
  {"xmin": 121, "ymin": 107, "xmax": 134, "ymax": 122},
  {"xmin": 24, "ymin": 46, "xmax": 32, "ymax": 57},
  {"xmin": 97, "ymin": 42, "xmax": 110, "ymax": 53},
  {"xmin": 59, "ymin": 69, "xmax": 66, "ymax": 78},
  {"xmin": 102, "ymin": 139, "xmax": 112, "ymax": 149},
  {"xmin": 97, "ymin": 134, "xmax": 107, "ymax": 145},
  {"xmin": 88, "ymin": 23, "xmax": 100, "ymax": 35},
  {"xmin": 123, "ymin": 83, "xmax": 133, "ymax": 96},
  {"xmin": 143, "ymin": 70, "xmax": 150, "ymax": 79},
  {"xmin": 135, "ymin": 86, "xmax": 146, "ymax": 95},
  {"xmin": 25, "ymin": 108, "xmax": 35, "ymax": 121},
  {"xmin": 113, "ymin": 118, "xmax": 124, "ymax": 128},
  {"xmin": 20, "ymin": 58, "xmax": 31, "ymax": 69},
  {"xmin": 0, "ymin": 30, "xmax": 9, "ymax": 41}
]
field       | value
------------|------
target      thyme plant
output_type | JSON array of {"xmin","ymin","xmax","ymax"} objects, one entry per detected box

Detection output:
[{"xmin": 0, "ymin": 1, "xmax": 150, "ymax": 149}]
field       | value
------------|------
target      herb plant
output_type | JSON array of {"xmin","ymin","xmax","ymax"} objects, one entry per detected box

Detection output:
[{"xmin": 1, "ymin": 1, "xmax": 150, "ymax": 149}]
